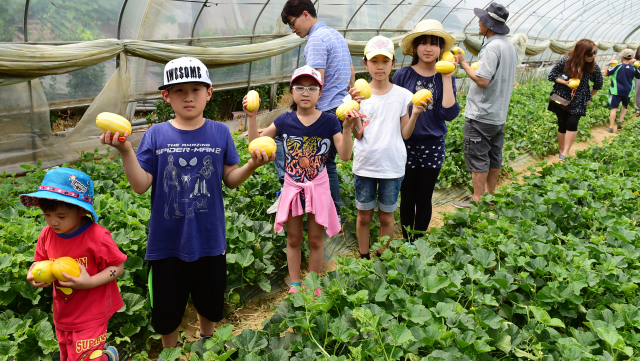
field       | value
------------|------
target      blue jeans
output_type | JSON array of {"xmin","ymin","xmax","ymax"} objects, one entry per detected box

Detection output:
[
  {"xmin": 273, "ymin": 107, "xmax": 342, "ymax": 216},
  {"xmin": 353, "ymin": 175, "xmax": 404, "ymax": 212}
]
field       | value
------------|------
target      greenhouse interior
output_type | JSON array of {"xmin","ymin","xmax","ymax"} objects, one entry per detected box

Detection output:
[{"xmin": 3, "ymin": 0, "xmax": 640, "ymax": 360}]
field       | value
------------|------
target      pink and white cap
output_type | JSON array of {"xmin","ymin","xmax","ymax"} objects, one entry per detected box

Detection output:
[
  {"xmin": 364, "ymin": 36, "xmax": 395, "ymax": 60},
  {"xmin": 290, "ymin": 65, "xmax": 323, "ymax": 87}
]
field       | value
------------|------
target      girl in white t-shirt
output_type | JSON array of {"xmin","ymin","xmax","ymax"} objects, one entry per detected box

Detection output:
[{"xmin": 348, "ymin": 36, "xmax": 428, "ymax": 259}]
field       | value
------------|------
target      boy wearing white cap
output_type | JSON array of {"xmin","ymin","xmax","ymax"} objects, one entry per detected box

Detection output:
[
  {"xmin": 604, "ymin": 49, "xmax": 640, "ymax": 132},
  {"xmin": 101, "ymin": 57, "xmax": 274, "ymax": 357},
  {"xmin": 349, "ymin": 36, "xmax": 426, "ymax": 259}
]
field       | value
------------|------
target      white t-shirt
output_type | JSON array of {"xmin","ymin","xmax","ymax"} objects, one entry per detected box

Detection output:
[{"xmin": 352, "ymin": 84, "xmax": 413, "ymax": 179}]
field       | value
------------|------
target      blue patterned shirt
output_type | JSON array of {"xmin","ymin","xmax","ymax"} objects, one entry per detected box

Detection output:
[{"xmin": 304, "ymin": 21, "xmax": 352, "ymax": 111}]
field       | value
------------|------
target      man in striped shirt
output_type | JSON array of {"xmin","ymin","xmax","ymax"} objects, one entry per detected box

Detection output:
[{"xmin": 266, "ymin": 0, "xmax": 354, "ymax": 218}]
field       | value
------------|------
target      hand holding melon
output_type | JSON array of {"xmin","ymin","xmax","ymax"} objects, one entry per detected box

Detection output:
[
  {"xmin": 96, "ymin": 112, "xmax": 131, "ymax": 142},
  {"xmin": 243, "ymin": 90, "xmax": 261, "ymax": 114},
  {"xmin": 29, "ymin": 257, "xmax": 82, "ymax": 287},
  {"xmin": 350, "ymin": 79, "xmax": 371, "ymax": 101}
]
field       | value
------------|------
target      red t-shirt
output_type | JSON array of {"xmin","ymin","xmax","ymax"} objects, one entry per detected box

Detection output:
[{"xmin": 34, "ymin": 219, "xmax": 127, "ymax": 331}]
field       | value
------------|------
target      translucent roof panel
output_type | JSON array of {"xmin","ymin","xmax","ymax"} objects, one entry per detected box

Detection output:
[
  {"xmin": 138, "ymin": 0, "xmax": 202, "ymax": 40},
  {"xmin": 193, "ymin": 1, "xmax": 270, "ymax": 38},
  {"xmin": 0, "ymin": 0, "xmax": 25, "ymax": 42},
  {"xmin": 26, "ymin": 0, "xmax": 123, "ymax": 42}
]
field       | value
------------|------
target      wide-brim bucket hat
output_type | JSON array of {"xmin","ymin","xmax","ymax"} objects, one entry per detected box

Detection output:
[
  {"xmin": 20, "ymin": 167, "xmax": 98, "ymax": 222},
  {"xmin": 401, "ymin": 19, "xmax": 456, "ymax": 56},
  {"xmin": 474, "ymin": 2, "xmax": 510, "ymax": 34}
]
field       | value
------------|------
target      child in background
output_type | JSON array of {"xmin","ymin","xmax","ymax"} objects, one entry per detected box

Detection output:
[
  {"xmin": 24, "ymin": 168, "xmax": 125, "ymax": 361},
  {"xmin": 392, "ymin": 20, "xmax": 460, "ymax": 239},
  {"xmin": 348, "ymin": 36, "xmax": 425, "ymax": 259},
  {"xmin": 604, "ymin": 49, "xmax": 640, "ymax": 132},
  {"xmin": 244, "ymin": 65, "xmax": 356, "ymax": 293},
  {"xmin": 101, "ymin": 57, "xmax": 273, "ymax": 359}
]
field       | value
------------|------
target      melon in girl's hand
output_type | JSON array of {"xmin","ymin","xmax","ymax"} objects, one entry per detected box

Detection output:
[
  {"xmin": 52, "ymin": 257, "xmax": 81, "ymax": 281},
  {"xmin": 248, "ymin": 136, "xmax": 277, "ymax": 157},
  {"xmin": 245, "ymin": 90, "xmax": 261, "ymax": 112},
  {"xmin": 31, "ymin": 260, "xmax": 57, "ymax": 283}
]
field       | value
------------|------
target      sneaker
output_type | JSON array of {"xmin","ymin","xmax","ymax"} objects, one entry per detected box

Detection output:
[
  {"xmin": 104, "ymin": 345, "xmax": 119, "ymax": 361},
  {"xmin": 606, "ymin": 127, "xmax": 614, "ymax": 133},
  {"xmin": 266, "ymin": 191, "xmax": 281, "ymax": 214},
  {"xmin": 452, "ymin": 195, "xmax": 474, "ymax": 209},
  {"xmin": 559, "ymin": 153, "xmax": 565, "ymax": 160},
  {"xmin": 617, "ymin": 121, "xmax": 623, "ymax": 129}
]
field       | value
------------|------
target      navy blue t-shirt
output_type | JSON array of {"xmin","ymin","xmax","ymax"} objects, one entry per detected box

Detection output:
[
  {"xmin": 608, "ymin": 63, "xmax": 640, "ymax": 97},
  {"xmin": 136, "ymin": 119, "xmax": 240, "ymax": 262},
  {"xmin": 274, "ymin": 111, "xmax": 342, "ymax": 183}
]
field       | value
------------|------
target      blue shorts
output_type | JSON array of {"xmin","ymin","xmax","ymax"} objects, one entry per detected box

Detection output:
[
  {"xmin": 354, "ymin": 175, "xmax": 403, "ymax": 212},
  {"xmin": 609, "ymin": 94, "xmax": 630, "ymax": 109}
]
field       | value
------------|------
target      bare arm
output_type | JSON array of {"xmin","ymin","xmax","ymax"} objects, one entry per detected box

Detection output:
[
  {"xmin": 455, "ymin": 54, "xmax": 490, "ymax": 88},
  {"xmin": 401, "ymin": 103, "xmax": 426, "ymax": 140},
  {"xmin": 350, "ymin": 64, "xmax": 356, "ymax": 87},
  {"xmin": 222, "ymin": 150, "xmax": 275, "ymax": 189},
  {"xmin": 58, "ymin": 263, "xmax": 125, "ymax": 290},
  {"xmin": 100, "ymin": 132, "xmax": 153, "ymax": 194},
  {"xmin": 332, "ymin": 113, "xmax": 357, "ymax": 161}
]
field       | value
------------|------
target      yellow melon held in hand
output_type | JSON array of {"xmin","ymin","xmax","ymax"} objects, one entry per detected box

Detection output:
[
  {"xmin": 471, "ymin": 62, "xmax": 479, "ymax": 70},
  {"xmin": 412, "ymin": 89, "xmax": 433, "ymax": 107},
  {"xmin": 52, "ymin": 257, "xmax": 80, "ymax": 282},
  {"xmin": 248, "ymin": 136, "xmax": 277, "ymax": 157},
  {"xmin": 435, "ymin": 61, "xmax": 456, "ymax": 74},
  {"xmin": 354, "ymin": 79, "xmax": 372, "ymax": 100},
  {"xmin": 31, "ymin": 260, "xmax": 57, "ymax": 284},
  {"xmin": 451, "ymin": 47, "xmax": 465, "ymax": 57},
  {"xmin": 441, "ymin": 51, "xmax": 456, "ymax": 62},
  {"xmin": 336, "ymin": 100, "xmax": 360, "ymax": 121},
  {"xmin": 96, "ymin": 112, "xmax": 131, "ymax": 142},
  {"xmin": 245, "ymin": 90, "xmax": 260, "ymax": 112},
  {"xmin": 634, "ymin": 61, "xmax": 640, "ymax": 68},
  {"xmin": 568, "ymin": 78, "xmax": 580, "ymax": 89}
]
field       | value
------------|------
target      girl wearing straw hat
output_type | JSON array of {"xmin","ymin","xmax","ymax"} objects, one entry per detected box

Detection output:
[{"xmin": 392, "ymin": 20, "xmax": 460, "ymax": 242}]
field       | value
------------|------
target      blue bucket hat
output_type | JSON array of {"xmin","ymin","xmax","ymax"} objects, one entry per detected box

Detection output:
[{"xmin": 19, "ymin": 167, "xmax": 98, "ymax": 222}]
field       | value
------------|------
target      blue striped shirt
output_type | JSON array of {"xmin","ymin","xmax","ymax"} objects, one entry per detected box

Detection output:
[{"xmin": 304, "ymin": 21, "xmax": 352, "ymax": 111}]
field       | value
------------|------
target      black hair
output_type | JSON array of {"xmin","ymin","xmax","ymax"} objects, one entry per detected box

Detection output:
[
  {"xmin": 38, "ymin": 198, "xmax": 83, "ymax": 214},
  {"xmin": 411, "ymin": 35, "xmax": 445, "ymax": 66},
  {"xmin": 281, "ymin": 0, "xmax": 317, "ymax": 25},
  {"xmin": 289, "ymin": 76, "xmax": 322, "ymax": 111}
]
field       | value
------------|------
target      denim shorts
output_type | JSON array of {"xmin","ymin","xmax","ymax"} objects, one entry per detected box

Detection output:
[{"xmin": 354, "ymin": 175, "xmax": 404, "ymax": 212}]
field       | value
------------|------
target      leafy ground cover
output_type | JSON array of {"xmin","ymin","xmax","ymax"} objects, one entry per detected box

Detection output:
[
  {"xmin": 160, "ymin": 119, "xmax": 640, "ymax": 360},
  {"xmin": 0, "ymin": 80, "xmax": 620, "ymax": 359}
]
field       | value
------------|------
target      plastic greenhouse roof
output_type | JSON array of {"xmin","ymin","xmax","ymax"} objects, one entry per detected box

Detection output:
[{"xmin": 2, "ymin": 0, "xmax": 640, "ymax": 107}]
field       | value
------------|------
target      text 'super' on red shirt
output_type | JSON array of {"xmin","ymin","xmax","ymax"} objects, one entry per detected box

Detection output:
[{"xmin": 34, "ymin": 219, "xmax": 127, "ymax": 331}]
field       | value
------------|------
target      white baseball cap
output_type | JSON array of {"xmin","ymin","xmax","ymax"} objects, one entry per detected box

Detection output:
[
  {"xmin": 159, "ymin": 57, "xmax": 212, "ymax": 91},
  {"xmin": 364, "ymin": 36, "xmax": 395, "ymax": 60}
]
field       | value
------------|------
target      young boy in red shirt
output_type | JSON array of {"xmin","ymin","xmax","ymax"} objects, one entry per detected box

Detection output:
[{"xmin": 24, "ymin": 167, "xmax": 126, "ymax": 361}]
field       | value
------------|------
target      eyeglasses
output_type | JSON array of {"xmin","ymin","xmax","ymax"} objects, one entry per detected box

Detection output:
[
  {"xmin": 288, "ymin": 16, "xmax": 301, "ymax": 30},
  {"xmin": 587, "ymin": 50, "xmax": 598, "ymax": 57},
  {"xmin": 292, "ymin": 86, "xmax": 320, "ymax": 94}
]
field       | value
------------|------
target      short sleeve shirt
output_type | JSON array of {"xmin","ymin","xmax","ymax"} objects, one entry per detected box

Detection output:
[
  {"xmin": 353, "ymin": 85, "xmax": 413, "ymax": 179},
  {"xmin": 304, "ymin": 21, "xmax": 353, "ymax": 111},
  {"xmin": 608, "ymin": 63, "xmax": 640, "ymax": 96},
  {"xmin": 34, "ymin": 220, "xmax": 127, "ymax": 331},
  {"xmin": 464, "ymin": 34, "xmax": 518, "ymax": 125},
  {"xmin": 273, "ymin": 111, "xmax": 342, "ymax": 182},
  {"xmin": 136, "ymin": 119, "xmax": 240, "ymax": 262}
]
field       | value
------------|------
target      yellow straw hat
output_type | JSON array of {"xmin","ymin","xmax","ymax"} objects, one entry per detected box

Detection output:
[{"xmin": 400, "ymin": 19, "xmax": 456, "ymax": 56}]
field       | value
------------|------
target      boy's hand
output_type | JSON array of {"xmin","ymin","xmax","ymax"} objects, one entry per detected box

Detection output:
[
  {"xmin": 26, "ymin": 262, "xmax": 52, "ymax": 288},
  {"xmin": 412, "ymin": 102, "xmax": 428, "ymax": 115},
  {"xmin": 344, "ymin": 109, "xmax": 361, "ymax": 127},
  {"xmin": 242, "ymin": 96, "xmax": 260, "ymax": 117},
  {"xmin": 100, "ymin": 130, "xmax": 132, "ymax": 152},
  {"xmin": 247, "ymin": 148, "xmax": 275, "ymax": 169},
  {"xmin": 58, "ymin": 264, "xmax": 94, "ymax": 290},
  {"xmin": 348, "ymin": 87, "xmax": 365, "ymax": 103}
]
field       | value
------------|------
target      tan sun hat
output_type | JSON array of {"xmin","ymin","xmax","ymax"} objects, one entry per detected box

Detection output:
[{"xmin": 400, "ymin": 19, "xmax": 456, "ymax": 56}]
